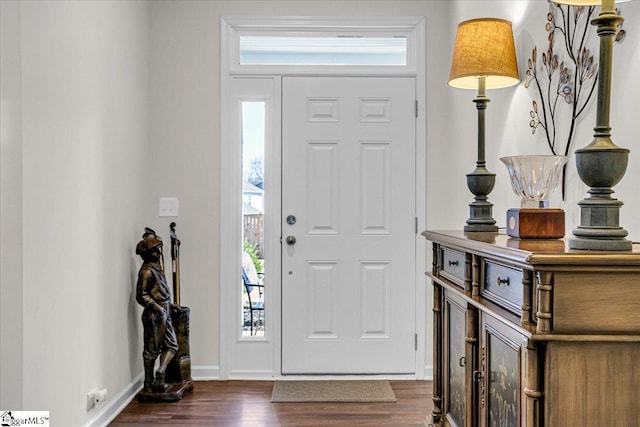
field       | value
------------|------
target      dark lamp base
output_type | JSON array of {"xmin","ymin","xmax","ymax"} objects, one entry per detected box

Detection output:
[
  {"xmin": 465, "ymin": 198, "xmax": 497, "ymax": 233},
  {"xmin": 464, "ymin": 223, "xmax": 498, "ymax": 233},
  {"xmin": 569, "ymin": 235, "xmax": 632, "ymax": 251},
  {"xmin": 569, "ymin": 193, "xmax": 631, "ymax": 251}
]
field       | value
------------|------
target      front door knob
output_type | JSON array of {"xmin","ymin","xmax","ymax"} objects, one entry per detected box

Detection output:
[{"xmin": 285, "ymin": 235, "xmax": 296, "ymax": 246}]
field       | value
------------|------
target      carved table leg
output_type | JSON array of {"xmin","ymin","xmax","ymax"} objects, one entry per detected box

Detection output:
[
  {"xmin": 536, "ymin": 272, "xmax": 553, "ymax": 334},
  {"xmin": 431, "ymin": 283, "xmax": 443, "ymax": 426},
  {"xmin": 472, "ymin": 254, "xmax": 481, "ymax": 297},
  {"xmin": 523, "ymin": 340, "xmax": 543, "ymax": 427},
  {"xmin": 521, "ymin": 270, "xmax": 533, "ymax": 326}
]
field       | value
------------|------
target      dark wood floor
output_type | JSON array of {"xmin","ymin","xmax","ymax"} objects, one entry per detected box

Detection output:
[{"xmin": 111, "ymin": 380, "xmax": 433, "ymax": 426}]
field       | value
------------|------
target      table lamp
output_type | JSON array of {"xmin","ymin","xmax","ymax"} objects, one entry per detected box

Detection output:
[
  {"xmin": 553, "ymin": 0, "xmax": 632, "ymax": 250},
  {"xmin": 449, "ymin": 18, "xmax": 520, "ymax": 233}
]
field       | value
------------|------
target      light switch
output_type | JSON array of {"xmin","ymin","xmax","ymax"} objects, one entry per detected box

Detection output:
[{"xmin": 159, "ymin": 197, "xmax": 179, "ymax": 217}]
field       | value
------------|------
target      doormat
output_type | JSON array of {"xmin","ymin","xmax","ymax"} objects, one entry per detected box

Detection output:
[{"xmin": 271, "ymin": 380, "xmax": 397, "ymax": 403}]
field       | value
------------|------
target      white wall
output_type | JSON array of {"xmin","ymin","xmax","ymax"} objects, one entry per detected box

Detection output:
[
  {"xmin": 1, "ymin": 1, "xmax": 151, "ymax": 425},
  {"xmin": 1, "ymin": 0, "xmax": 24, "ymax": 411}
]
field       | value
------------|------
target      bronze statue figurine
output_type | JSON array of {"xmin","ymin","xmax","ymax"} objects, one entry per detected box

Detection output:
[
  {"xmin": 135, "ymin": 226, "xmax": 192, "ymax": 401},
  {"xmin": 136, "ymin": 228, "xmax": 178, "ymax": 393}
]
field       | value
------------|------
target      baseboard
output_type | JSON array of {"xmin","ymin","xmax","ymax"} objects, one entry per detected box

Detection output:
[
  {"xmin": 228, "ymin": 368, "xmax": 434, "ymax": 381},
  {"xmin": 228, "ymin": 369, "xmax": 277, "ymax": 380},
  {"xmin": 275, "ymin": 373, "xmax": 419, "ymax": 380},
  {"xmin": 83, "ymin": 365, "xmax": 219, "ymax": 427},
  {"xmin": 192, "ymin": 365, "xmax": 220, "ymax": 380},
  {"xmin": 83, "ymin": 373, "xmax": 143, "ymax": 427},
  {"xmin": 424, "ymin": 364, "xmax": 433, "ymax": 381}
]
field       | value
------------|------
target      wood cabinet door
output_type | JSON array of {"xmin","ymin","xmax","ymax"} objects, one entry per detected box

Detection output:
[
  {"xmin": 479, "ymin": 313, "xmax": 528, "ymax": 427},
  {"xmin": 443, "ymin": 290, "xmax": 476, "ymax": 427}
]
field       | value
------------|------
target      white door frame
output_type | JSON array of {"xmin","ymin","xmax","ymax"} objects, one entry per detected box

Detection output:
[{"xmin": 220, "ymin": 15, "xmax": 427, "ymax": 380}]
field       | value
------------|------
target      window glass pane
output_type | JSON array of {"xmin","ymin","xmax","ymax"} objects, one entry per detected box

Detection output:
[
  {"xmin": 240, "ymin": 36, "xmax": 407, "ymax": 66},
  {"xmin": 242, "ymin": 101, "xmax": 266, "ymax": 337}
]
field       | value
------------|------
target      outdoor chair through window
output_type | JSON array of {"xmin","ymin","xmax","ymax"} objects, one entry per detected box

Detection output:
[{"xmin": 242, "ymin": 251, "xmax": 264, "ymax": 335}]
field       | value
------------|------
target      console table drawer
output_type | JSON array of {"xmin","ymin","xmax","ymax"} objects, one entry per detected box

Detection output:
[
  {"xmin": 440, "ymin": 247, "xmax": 465, "ymax": 287},
  {"xmin": 483, "ymin": 260, "xmax": 523, "ymax": 314}
]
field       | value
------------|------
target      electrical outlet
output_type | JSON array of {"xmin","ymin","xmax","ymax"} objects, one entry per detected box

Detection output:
[
  {"xmin": 87, "ymin": 388, "xmax": 108, "ymax": 409},
  {"xmin": 96, "ymin": 388, "xmax": 107, "ymax": 405},
  {"xmin": 87, "ymin": 390, "xmax": 97, "ymax": 409},
  {"xmin": 159, "ymin": 197, "xmax": 179, "ymax": 217}
]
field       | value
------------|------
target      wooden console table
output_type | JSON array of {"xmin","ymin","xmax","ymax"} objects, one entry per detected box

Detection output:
[{"xmin": 423, "ymin": 230, "xmax": 640, "ymax": 427}]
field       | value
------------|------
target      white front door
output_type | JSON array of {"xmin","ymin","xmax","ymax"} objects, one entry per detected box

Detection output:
[{"xmin": 281, "ymin": 76, "xmax": 417, "ymax": 374}]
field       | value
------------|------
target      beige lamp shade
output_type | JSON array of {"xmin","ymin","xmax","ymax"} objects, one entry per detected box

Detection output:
[{"xmin": 448, "ymin": 18, "xmax": 520, "ymax": 90}]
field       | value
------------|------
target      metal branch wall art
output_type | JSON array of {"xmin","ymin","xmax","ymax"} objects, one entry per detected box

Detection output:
[{"xmin": 525, "ymin": 1, "xmax": 625, "ymax": 199}]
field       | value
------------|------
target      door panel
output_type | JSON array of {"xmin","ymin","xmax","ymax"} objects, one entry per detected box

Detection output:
[
  {"xmin": 481, "ymin": 313, "xmax": 526, "ymax": 427},
  {"xmin": 444, "ymin": 291, "xmax": 467, "ymax": 427},
  {"xmin": 281, "ymin": 76, "xmax": 416, "ymax": 374}
]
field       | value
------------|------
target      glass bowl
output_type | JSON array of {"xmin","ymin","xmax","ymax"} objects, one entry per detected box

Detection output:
[{"xmin": 500, "ymin": 155, "xmax": 568, "ymax": 208}]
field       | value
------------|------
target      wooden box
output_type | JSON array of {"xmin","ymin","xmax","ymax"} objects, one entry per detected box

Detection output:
[{"xmin": 506, "ymin": 208, "xmax": 564, "ymax": 239}]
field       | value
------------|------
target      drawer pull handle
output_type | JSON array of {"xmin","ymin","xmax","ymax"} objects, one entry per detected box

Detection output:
[
  {"xmin": 458, "ymin": 356, "xmax": 466, "ymax": 367},
  {"xmin": 496, "ymin": 276, "xmax": 510, "ymax": 286},
  {"xmin": 448, "ymin": 260, "xmax": 459, "ymax": 267}
]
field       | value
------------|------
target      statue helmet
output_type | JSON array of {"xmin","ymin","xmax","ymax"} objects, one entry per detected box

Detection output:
[{"xmin": 136, "ymin": 227, "xmax": 163, "ymax": 255}]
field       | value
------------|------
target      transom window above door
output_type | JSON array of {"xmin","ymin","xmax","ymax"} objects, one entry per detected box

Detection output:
[
  {"xmin": 222, "ymin": 16, "xmax": 422, "ymax": 75},
  {"xmin": 239, "ymin": 36, "xmax": 407, "ymax": 66}
]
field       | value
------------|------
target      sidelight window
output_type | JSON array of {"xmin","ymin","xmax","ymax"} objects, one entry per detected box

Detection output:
[{"xmin": 241, "ymin": 101, "xmax": 266, "ymax": 337}]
